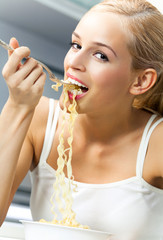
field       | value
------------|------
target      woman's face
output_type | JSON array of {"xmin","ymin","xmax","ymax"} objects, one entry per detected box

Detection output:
[{"xmin": 61, "ymin": 11, "xmax": 136, "ymax": 115}]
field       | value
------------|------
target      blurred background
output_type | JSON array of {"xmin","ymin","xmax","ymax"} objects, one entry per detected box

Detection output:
[{"xmin": 0, "ymin": 0, "xmax": 162, "ymax": 229}]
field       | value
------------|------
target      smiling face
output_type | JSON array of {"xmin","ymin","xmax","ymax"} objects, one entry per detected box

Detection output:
[{"xmin": 60, "ymin": 10, "xmax": 137, "ymax": 115}]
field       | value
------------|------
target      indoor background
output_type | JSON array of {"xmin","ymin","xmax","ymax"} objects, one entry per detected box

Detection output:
[
  {"xmin": 0, "ymin": 0, "xmax": 100, "ymax": 223},
  {"xmin": 0, "ymin": 0, "xmax": 162, "ymax": 225}
]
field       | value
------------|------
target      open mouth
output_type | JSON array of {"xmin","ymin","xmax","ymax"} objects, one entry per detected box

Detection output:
[{"xmin": 65, "ymin": 77, "xmax": 89, "ymax": 96}]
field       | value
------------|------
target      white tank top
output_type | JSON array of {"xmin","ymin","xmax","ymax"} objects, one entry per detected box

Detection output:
[{"xmin": 30, "ymin": 99, "xmax": 163, "ymax": 240}]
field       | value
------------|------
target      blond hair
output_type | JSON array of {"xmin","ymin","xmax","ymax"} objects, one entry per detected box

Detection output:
[{"xmin": 92, "ymin": 0, "xmax": 163, "ymax": 115}]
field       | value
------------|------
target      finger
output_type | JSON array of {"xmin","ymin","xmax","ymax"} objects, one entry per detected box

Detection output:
[
  {"xmin": 8, "ymin": 37, "xmax": 19, "ymax": 57},
  {"xmin": 21, "ymin": 64, "xmax": 45, "ymax": 87},
  {"xmin": 5, "ymin": 47, "xmax": 31, "ymax": 75},
  {"xmin": 15, "ymin": 57, "xmax": 38, "ymax": 80},
  {"xmin": 8, "ymin": 38, "xmax": 22, "ymax": 69},
  {"xmin": 33, "ymin": 72, "xmax": 46, "ymax": 94}
]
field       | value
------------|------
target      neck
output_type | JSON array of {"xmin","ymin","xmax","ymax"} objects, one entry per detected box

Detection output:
[{"xmin": 75, "ymin": 106, "xmax": 140, "ymax": 143}]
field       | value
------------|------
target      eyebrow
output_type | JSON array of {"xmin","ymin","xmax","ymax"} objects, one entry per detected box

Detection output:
[{"xmin": 72, "ymin": 31, "xmax": 117, "ymax": 57}]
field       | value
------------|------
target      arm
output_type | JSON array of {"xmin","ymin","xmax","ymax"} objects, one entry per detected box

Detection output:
[{"xmin": 0, "ymin": 38, "xmax": 46, "ymax": 225}]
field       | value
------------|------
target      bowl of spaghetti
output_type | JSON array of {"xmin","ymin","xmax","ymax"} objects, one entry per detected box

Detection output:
[{"xmin": 20, "ymin": 220, "xmax": 112, "ymax": 240}]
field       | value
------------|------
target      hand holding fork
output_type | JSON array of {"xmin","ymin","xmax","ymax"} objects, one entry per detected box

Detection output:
[{"xmin": 0, "ymin": 38, "xmax": 73, "ymax": 87}]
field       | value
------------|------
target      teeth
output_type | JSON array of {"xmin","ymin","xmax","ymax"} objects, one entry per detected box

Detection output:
[
  {"xmin": 67, "ymin": 77, "xmax": 87, "ymax": 88},
  {"xmin": 69, "ymin": 89, "xmax": 83, "ymax": 95}
]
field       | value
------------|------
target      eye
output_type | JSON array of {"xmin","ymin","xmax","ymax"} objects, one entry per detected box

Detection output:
[
  {"xmin": 70, "ymin": 42, "xmax": 81, "ymax": 50},
  {"xmin": 94, "ymin": 52, "xmax": 109, "ymax": 62}
]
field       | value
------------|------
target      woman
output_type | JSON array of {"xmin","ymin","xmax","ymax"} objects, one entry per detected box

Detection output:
[{"xmin": 0, "ymin": 0, "xmax": 163, "ymax": 239}]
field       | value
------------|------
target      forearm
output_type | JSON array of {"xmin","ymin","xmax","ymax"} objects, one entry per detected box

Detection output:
[
  {"xmin": 0, "ymin": 38, "xmax": 46, "ymax": 224},
  {"xmin": 0, "ymin": 100, "xmax": 34, "ymax": 219},
  {"xmin": 0, "ymin": 99, "xmax": 34, "ymax": 149}
]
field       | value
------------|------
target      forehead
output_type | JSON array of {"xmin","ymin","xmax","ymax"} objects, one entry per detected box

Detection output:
[{"xmin": 74, "ymin": 11, "xmax": 130, "ymax": 56}]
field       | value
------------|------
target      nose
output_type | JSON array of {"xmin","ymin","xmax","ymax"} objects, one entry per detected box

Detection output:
[{"xmin": 65, "ymin": 49, "xmax": 86, "ymax": 72}]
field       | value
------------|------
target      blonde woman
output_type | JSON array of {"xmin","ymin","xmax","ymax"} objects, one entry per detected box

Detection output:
[{"xmin": 0, "ymin": 0, "xmax": 163, "ymax": 239}]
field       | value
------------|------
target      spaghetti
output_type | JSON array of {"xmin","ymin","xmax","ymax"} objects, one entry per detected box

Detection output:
[{"xmin": 40, "ymin": 82, "xmax": 89, "ymax": 229}]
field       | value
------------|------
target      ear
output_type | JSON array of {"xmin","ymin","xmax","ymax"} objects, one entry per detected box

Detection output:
[{"xmin": 129, "ymin": 69, "xmax": 157, "ymax": 96}]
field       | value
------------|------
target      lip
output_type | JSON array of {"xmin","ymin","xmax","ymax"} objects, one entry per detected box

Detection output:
[{"xmin": 66, "ymin": 72, "xmax": 88, "ymax": 88}]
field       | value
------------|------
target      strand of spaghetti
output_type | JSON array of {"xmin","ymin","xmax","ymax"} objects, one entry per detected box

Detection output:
[
  {"xmin": 56, "ymin": 88, "xmax": 78, "ymax": 224},
  {"xmin": 62, "ymin": 91, "xmax": 78, "ymax": 224},
  {"xmin": 40, "ymin": 85, "xmax": 89, "ymax": 229},
  {"xmin": 52, "ymin": 87, "xmax": 69, "ymax": 218},
  {"xmin": 49, "ymin": 86, "xmax": 68, "ymax": 219}
]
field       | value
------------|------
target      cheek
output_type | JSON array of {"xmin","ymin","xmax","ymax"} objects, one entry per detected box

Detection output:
[
  {"xmin": 63, "ymin": 51, "xmax": 70, "ymax": 73},
  {"xmin": 91, "ymin": 66, "xmax": 132, "ymax": 103},
  {"xmin": 93, "ymin": 65, "xmax": 131, "ymax": 90}
]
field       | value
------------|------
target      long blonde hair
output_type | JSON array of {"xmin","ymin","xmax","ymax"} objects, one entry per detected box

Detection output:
[{"xmin": 92, "ymin": 0, "xmax": 163, "ymax": 115}]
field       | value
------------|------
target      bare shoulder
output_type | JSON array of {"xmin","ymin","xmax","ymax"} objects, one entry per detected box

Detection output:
[
  {"xmin": 28, "ymin": 96, "xmax": 59, "ymax": 169},
  {"xmin": 30, "ymin": 96, "xmax": 58, "ymax": 131},
  {"xmin": 29, "ymin": 96, "xmax": 59, "ymax": 137},
  {"xmin": 150, "ymin": 117, "xmax": 163, "ymax": 142},
  {"xmin": 148, "ymin": 117, "xmax": 163, "ymax": 177}
]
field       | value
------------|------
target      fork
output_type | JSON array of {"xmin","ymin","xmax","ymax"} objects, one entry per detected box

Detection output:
[{"xmin": 0, "ymin": 39, "xmax": 73, "ymax": 87}]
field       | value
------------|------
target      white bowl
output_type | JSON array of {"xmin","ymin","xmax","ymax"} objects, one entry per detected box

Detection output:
[{"xmin": 20, "ymin": 220, "xmax": 112, "ymax": 240}]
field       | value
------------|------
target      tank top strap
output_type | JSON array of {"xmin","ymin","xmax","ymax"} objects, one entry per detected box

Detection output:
[
  {"xmin": 136, "ymin": 114, "xmax": 163, "ymax": 178},
  {"xmin": 39, "ymin": 99, "xmax": 60, "ymax": 165}
]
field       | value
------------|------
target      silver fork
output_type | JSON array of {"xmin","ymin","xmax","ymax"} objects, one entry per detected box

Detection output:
[{"xmin": 0, "ymin": 39, "xmax": 73, "ymax": 86}]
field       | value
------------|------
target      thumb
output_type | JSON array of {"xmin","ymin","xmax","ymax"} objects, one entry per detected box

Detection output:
[{"xmin": 8, "ymin": 37, "xmax": 19, "ymax": 57}]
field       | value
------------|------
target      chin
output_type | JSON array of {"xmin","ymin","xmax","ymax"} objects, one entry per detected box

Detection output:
[
  {"xmin": 59, "ymin": 92, "xmax": 91, "ymax": 115},
  {"xmin": 59, "ymin": 95, "xmax": 69, "ymax": 111},
  {"xmin": 58, "ymin": 97, "xmax": 64, "ymax": 111},
  {"xmin": 59, "ymin": 96, "xmax": 77, "ymax": 114}
]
